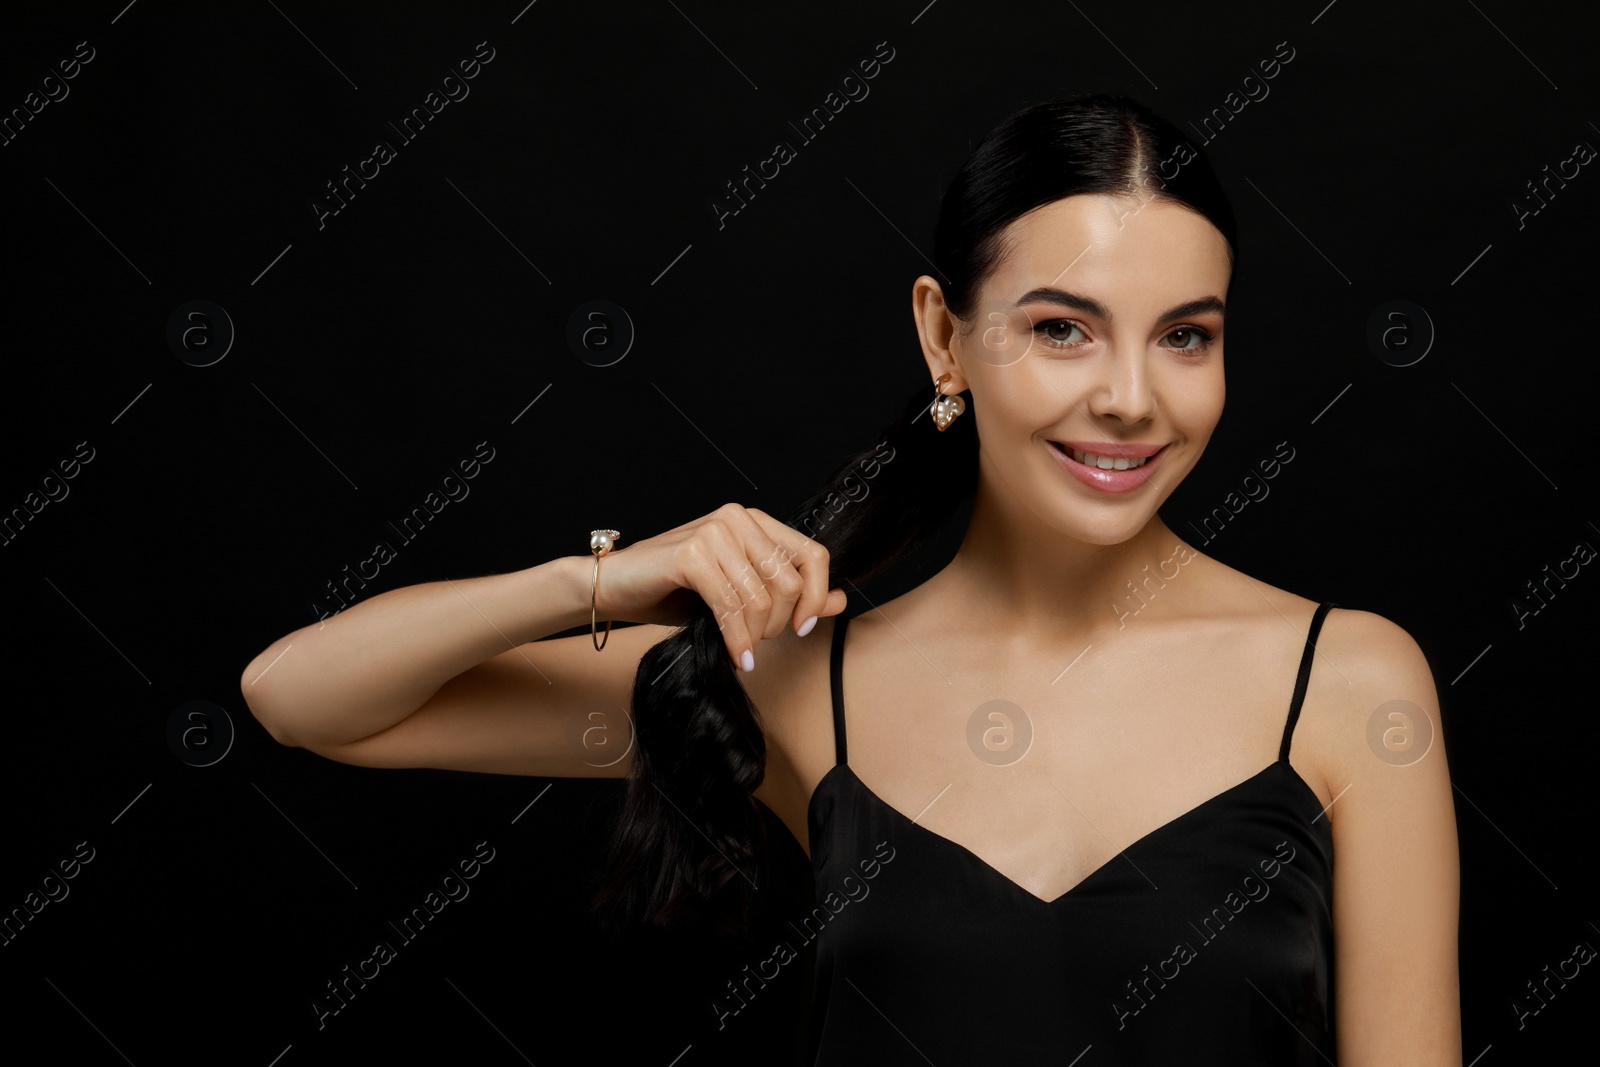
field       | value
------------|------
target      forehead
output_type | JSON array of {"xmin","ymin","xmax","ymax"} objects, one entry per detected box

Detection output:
[{"xmin": 985, "ymin": 193, "xmax": 1231, "ymax": 310}]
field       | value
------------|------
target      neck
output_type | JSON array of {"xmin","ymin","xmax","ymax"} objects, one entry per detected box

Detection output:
[{"xmin": 937, "ymin": 474, "xmax": 1200, "ymax": 644}]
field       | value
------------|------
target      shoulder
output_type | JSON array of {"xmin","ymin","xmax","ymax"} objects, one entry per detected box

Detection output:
[
  {"xmin": 737, "ymin": 611, "xmax": 836, "ymax": 740},
  {"xmin": 1191, "ymin": 554, "xmax": 1443, "ymax": 795},
  {"xmin": 1314, "ymin": 606, "xmax": 1435, "ymax": 690},
  {"xmin": 1194, "ymin": 554, "xmax": 1438, "ymax": 737},
  {"xmin": 737, "ymin": 610, "xmax": 842, "ymax": 816},
  {"xmin": 1294, "ymin": 604, "xmax": 1450, "ymax": 826},
  {"xmin": 1306, "ymin": 606, "xmax": 1440, "ymax": 762}
]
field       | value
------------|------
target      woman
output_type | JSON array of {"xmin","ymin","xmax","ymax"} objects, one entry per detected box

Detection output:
[{"xmin": 242, "ymin": 94, "xmax": 1461, "ymax": 1064}]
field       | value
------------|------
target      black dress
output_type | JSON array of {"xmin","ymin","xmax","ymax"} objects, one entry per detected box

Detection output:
[{"xmin": 805, "ymin": 602, "xmax": 1338, "ymax": 1065}]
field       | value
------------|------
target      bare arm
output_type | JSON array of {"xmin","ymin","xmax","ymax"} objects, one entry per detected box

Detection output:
[
  {"xmin": 240, "ymin": 504, "xmax": 845, "ymax": 779},
  {"xmin": 239, "ymin": 555, "xmax": 670, "ymax": 776},
  {"xmin": 1317, "ymin": 609, "xmax": 1462, "ymax": 1065}
]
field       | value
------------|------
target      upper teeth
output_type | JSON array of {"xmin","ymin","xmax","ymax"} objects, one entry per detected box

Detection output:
[{"xmin": 1068, "ymin": 446, "xmax": 1149, "ymax": 470}]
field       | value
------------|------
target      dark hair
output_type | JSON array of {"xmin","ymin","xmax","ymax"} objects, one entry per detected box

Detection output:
[{"xmin": 589, "ymin": 93, "xmax": 1239, "ymax": 939}]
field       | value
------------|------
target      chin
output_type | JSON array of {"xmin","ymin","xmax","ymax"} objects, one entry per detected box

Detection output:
[{"xmin": 1036, "ymin": 506, "xmax": 1151, "ymax": 547}]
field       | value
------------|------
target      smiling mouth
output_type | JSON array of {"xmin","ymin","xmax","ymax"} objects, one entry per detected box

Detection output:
[{"xmin": 1049, "ymin": 442, "xmax": 1166, "ymax": 470}]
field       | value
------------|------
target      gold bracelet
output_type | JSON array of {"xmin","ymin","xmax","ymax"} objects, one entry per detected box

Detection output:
[{"xmin": 590, "ymin": 529, "xmax": 621, "ymax": 650}]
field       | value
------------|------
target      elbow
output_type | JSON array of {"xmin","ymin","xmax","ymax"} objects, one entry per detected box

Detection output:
[
  {"xmin": 257, "ymin": 711, "xmax": 302, "ymax": 749},
  {"xmin": 239, "ymin": 659, "xmax": 300, "ymax": 749}
]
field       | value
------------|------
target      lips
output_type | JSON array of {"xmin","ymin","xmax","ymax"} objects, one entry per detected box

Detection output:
[{"xmin": 1047, "ymin": 440, "xmax": 1167, "ymax": 493}]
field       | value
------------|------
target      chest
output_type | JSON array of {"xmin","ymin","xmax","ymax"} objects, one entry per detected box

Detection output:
[{"xmin": 758, "ymin": 611, "xmax": 1331, "ymax": 901}]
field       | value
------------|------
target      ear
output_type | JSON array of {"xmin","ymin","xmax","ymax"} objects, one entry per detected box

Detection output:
[{"xmin": 911, "ymin": 275, "xmax": 971, "ymax": 394}]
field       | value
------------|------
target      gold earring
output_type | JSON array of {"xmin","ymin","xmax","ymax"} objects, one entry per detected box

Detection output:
[{"xmin": 930, "ymin": 373, "xmax": 965, "ymax": 432}]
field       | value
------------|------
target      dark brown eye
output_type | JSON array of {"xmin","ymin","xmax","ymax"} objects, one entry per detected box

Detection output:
[
  {"xmin": 1166, "ymin": 327, "xmax": 1212, "ymax": 352},
  {"xmin": 1036, "ymin": 320, "xmax": 1086, "ymax": 346}
]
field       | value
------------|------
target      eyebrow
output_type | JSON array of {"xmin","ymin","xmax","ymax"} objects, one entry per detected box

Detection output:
[{"xmin": 1012, "ymin": 287, "xmax": 1226, "ymax": 323}]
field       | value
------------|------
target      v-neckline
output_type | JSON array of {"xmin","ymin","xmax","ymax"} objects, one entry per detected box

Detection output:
[{"xmin": 808, "ymin": 758, "xmax": 1324, "ymax": 907}]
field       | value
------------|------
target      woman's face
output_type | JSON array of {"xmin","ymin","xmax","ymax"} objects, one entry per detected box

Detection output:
[{"xmin": 920, "ymin": 191, "xmax": 1232, "ymax": 546}]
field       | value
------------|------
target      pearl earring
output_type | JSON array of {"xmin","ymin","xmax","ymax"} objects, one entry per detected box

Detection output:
[{"xmin": 930, "ymin": 373, "xmax": 965, "ymax": 431}]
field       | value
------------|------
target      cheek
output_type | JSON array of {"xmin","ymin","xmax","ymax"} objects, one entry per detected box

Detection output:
[
  {"xmin": 978, "ymin": 366, "xmax": 1058, "ymax": 435},
  {"xmin": 1166, "ymin": 365, "xmax": 1225, "ymax": 429}
]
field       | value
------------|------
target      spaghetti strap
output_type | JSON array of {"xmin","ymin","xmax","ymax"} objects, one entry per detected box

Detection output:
[
  {"xmin": 828, "ymin": 612, "xmax": 851, "ymax": 766},
  {"xmin": 1280, "ymin": 601, "xmax": 1336, "ymax": 763}
]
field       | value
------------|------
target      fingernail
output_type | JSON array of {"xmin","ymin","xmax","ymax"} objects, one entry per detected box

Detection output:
[
  {"xmin": 797, "ymin": 615, "xmax": 818, "ymax": 637},
  {"xmin": 740, "ymin": 649, "xmax": 755, "ymax": 672}
]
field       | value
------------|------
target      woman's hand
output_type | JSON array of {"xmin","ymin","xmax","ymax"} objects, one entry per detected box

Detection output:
[{"xmin": 589, "ymin": 504, "xmax": 847, "ymax": 670}]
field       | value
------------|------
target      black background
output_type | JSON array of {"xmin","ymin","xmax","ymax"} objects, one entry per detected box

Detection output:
[{"xmin": 1, "ymin": 1, "xmax": 1595, "ymax": 1064}]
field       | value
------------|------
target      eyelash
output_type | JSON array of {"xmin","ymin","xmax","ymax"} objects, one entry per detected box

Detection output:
[{"xmin": 1031, "ymin": 319, "xmax": 1216, "ymax": 358}]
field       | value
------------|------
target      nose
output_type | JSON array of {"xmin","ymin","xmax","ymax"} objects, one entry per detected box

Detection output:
[{"xmin": 1086, "ymin": 340, "xmax": 1157, "ymax": 424}]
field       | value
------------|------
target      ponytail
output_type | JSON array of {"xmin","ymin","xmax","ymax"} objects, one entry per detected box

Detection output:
[{"xmin": 589, "ymin": 383, "xmax": 977, "ymax": 938}]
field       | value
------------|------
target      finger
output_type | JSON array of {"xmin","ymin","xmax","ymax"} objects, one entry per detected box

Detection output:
[
  {"xmin": 746, "ymin": 507, "xmax": 838, "ymax": 635},
  {"xmin": 721, "ymin": 507, "xmax": 805, "ymax": 642},
  {"xmin": 707, "ymin": 513, "xmax": 779, "ymax": 652},
  {"xmin": 714, "ymin": 553, "xmax": 763, "ymax": 670},
  {"xmin": 683, "ymin": 535, "xmax": 754, "ymax": 669},
  {"xmin": 751, "ymin": 547, "xmax": 805, "ymax": 642},
  {"xmin": 702, "ymin": 514, "xmax": 781, "ymax": 668}
]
